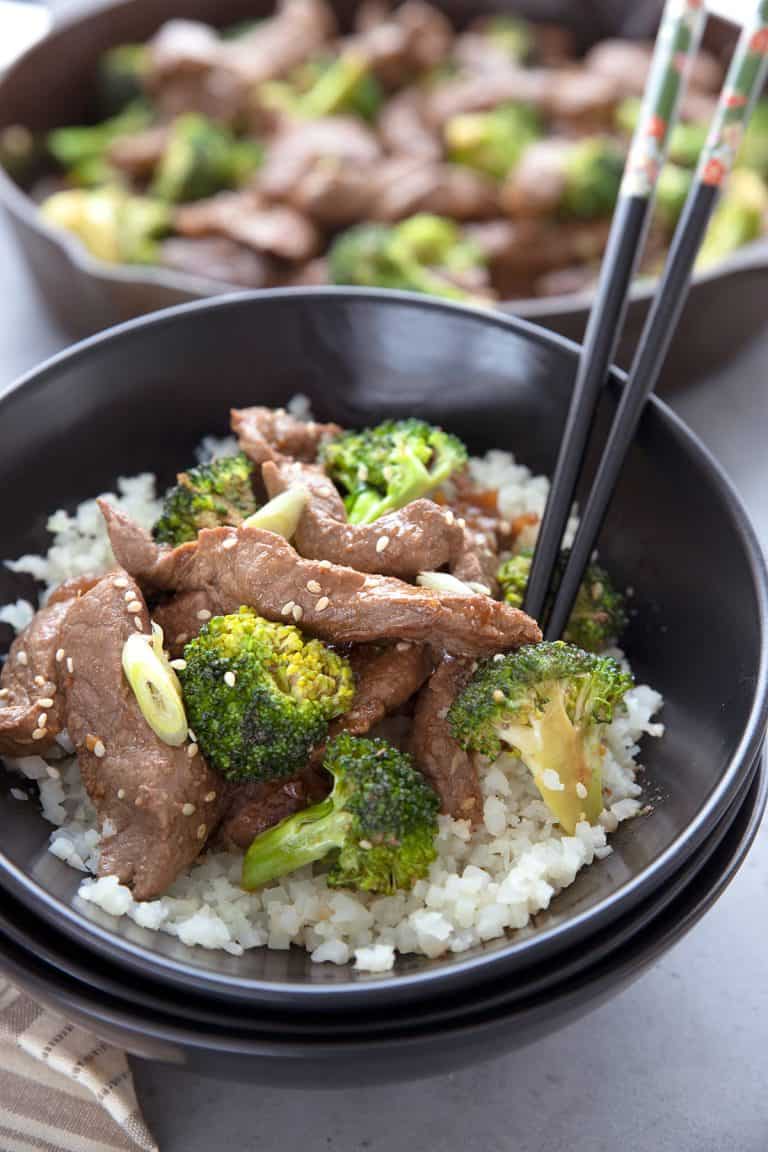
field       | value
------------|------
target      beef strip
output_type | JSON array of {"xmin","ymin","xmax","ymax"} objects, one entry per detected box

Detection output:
[
  {"xmin": 175, "ymin": 192, "xmax": 320, "ymax": 262},
  {"xmin": 99, "ymin": 503, "xmax": 541, "ymax": 657},
  {"xmin": 215, "ymin": 767, "xmax": 328, "ymax": 851},
  {"xmin": 231, "ymin": 405, "xmax": 341, "ymax": 464},
  {"xmin": 151, "ymin": 589, "xmax": 217, "ymax": 657},
  {"xmin": 159, "ymin": 237, "xmax": 277, "ymax": 288},
  {"xmin": 0, "ymin": 575, "xmax": 102, "ymax": 758},
  {"xmin": 370, "ymin": 157, "xmax": 498, "ymax": 222},
  {"xmin": 409, "ymin": 655, "xmax": 482, "ymax": 822},
  {"xmin": 378, "ymin": 90, "xmax": 442, "ymax": 160},
  {"xmin": 499, "ymin": 139, "xmax": 569, "ymax": 219},
  {"xmin": 584, "ymin": 39, "xmax": 722, "ymax": 99},
  {"xmin": 347, "ymin": 0, "xmax": 453, "ymax": 88},
  {"xmin": 427, "ymin": 66, "xmax": 619, "ymax": 129},
  {"xmin": 223, "ymin": 0, "xmax": 336, "ymax": 87},
  {"xmin": 257, "ymin": 117, "xmax": 382, "ymax": 202},
  {"xmin": 329, "ymin": 642, "xmax": 433, "ymax": 739},
  {"xmin": 59, "ymin": 573, "xmax": 224, "ymax": 900}
]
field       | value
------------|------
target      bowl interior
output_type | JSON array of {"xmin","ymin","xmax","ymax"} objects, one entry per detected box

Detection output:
[{"xmin": 0, "ymin": 291, "xmax": 765, "ymax": 997}]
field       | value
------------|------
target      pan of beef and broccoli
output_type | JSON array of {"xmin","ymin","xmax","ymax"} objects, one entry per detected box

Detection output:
[
  {"xmin": 0, "ymin": 291, "xmax": 765, "ymax": 1010},
  {"xmin": 2, "ymin": 0, "xmax": 768, "ymax": 371}
]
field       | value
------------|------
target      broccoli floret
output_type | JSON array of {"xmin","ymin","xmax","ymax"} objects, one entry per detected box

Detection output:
[
  {"xmin": 697, "ymin": 168, "xmax": 768, "ymax": 269},
  {"xmin": 615, "ymin": 98, "xmax": 706, "ymax": 169},
  {"xmin": 445, "ymin": 102, "xmax": 539, "ymax": 179},
  {"xmin": 261, "ymin": 52, "xmax": 382, "ymax": 122},
  {"xmin": 654, "ymin": 163, "xmax": 692, "ymax": 231},
  {"xmin": 497, "ymin": 548, "xmax": 626, "ymax": 652},
  {"xmin": 328, "ymin": 216, "xmax": 487, "ymax": 301},
  {"xmin": 150, "ymin": 114, "xmax": 262, "ymax": 204},
  {"xmin": 449, "ymin": 642, "xmax": 633, "ymax": 833},
  {"xmin": 40, "ymin": 186, "xmax": 170, "ymax": 263},
  {"xmin": 98, "ymin": 44, "xmax": 149, "ymax": 116},
  {"xmin": 47, "ymin": 101, "xmax": 153, "ymax": 187},
  {"xmin": 179, "ymin": 609, "xmax": 355, "ymax": 782},
  {"xmin": 738, "ymin": 99, "xmax": 768, "ymax": 178},
  {"xmin": 561, "ymin": 138, "xmax": 624, "ymax": 219},
  {"xmin": 152, "ymin": 453, "xmax": 257, "ymax": 545},
  {"xmin": 242, "ymin": 732, "xmax": 439, "ymax": 893},
  {"xmin": 322, "ymin": 417, "xmax": 468, "ymax": 524},
  {"xmin": 483, "ymin": 14, "xmax": 534, "ymax": 63}
]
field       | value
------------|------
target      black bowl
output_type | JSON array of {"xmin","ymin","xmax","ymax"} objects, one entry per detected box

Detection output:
[
  {"xmin": 0, "ymin": 746, "xmax": 761, "ymax": 1041},
  {"xmin": 0, "ymin": 290, "xmax": 766, "ymax": 1010},
  {"xmin": 0, "ymin": 761, "xmax": 763, "ymax": 1085}
]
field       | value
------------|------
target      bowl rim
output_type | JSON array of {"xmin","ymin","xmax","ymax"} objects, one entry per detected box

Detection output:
[
  {"xmin": 0, "ymin": 286, "xmax": 767, "ymax": 1002},
  {"xmin": 2, "ymin": 0, "xmax": 768, "ymax": 318}
]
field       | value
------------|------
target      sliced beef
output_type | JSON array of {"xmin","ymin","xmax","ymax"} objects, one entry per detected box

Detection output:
[
  {"xmin": 329, "ymin": 642, "xmax": 433, "ymax": 739},
  {"xmin": 584, "ymin": 39, "xmax": 722, "ymax": 100},
  {"xmin": 426, "ymin": 71, "xmax": 548, "ymax": 128},
  {"xmin": 231, "ymin": 405, "xmax": 341, "ymax": 464},
  {"xmin": 59, "ymin": 573, "xmax": 224, "ymax": 900},
  {"xmin": 175, "ymin": 192, "xmax": 320, "ymax": 262},
  {"xmin": 371, "ymin": 157, "xmax": 498, "ymax": 222},
  {"xmin": 99, "ymin": 503, "xmax": 541, "ymax": 657},
  {"xmin": 224, "ymin": 0, "xmax": 336, "ymax": 87},
  {"xmin": 258, "ymin": 117, "xmax": 382, "ymax": 202},
  {"xmin": 499, "ymin": 139, "xmax": 569, "ymax": 219},
  {"xmin": 348, "ymin": 0, "xmax": 453, "ymax": 88},
  {"xmin": 410, "ymin": 655, "xmax": 482, "ymax": 822},
  {"xmin": 159, "ymin": 237, "xmax": 277, "ymax": 288},
  {"xmin": 216, "ymin": 768, "xmax": 327, "ymax": 850},
  {"xmin": 151, "ymin": 589, "xmax": 218, "ymax": 656},
  {"xmin": 378, "ymin": 90, "xmax": 442, "ymax": 160},
  {"xmin": 107, "ymin": 126, "xmax": 170, "ymax": 179},
  {"xmin": 0, "ymin": 575, "xmax": 101, "ymax": 757}
]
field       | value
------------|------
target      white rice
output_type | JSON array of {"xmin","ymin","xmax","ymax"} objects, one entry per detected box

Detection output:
[{"xmin": 1, "ymin": 434, "xmax": 664, "ymax": 972}]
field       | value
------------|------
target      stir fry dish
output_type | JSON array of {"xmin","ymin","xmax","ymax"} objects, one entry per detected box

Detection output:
[
  {"xmin": 0, "ymin": 402, "xmax": 663, "ymax": 969},
  {"xmin": 8, "ymin": 0, "xmax": 767, "ymax": 304}
]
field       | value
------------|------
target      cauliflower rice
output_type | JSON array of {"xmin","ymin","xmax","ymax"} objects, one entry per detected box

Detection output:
[{"xmin": 1, "ymin": 410, "xmax": 663, "ymax": 972}]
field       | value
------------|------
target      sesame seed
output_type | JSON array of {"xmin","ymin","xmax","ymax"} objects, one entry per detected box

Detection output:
[
  {"xmin": 222, "ymin": 536, "xmax": 237, "ymax": 550},
  {"xmin": 292, "ymin": 604, "xmax": 303, "ymax": 622},
  {"xmin": 170, "ymin": 659, "xmax": 187, "ymax": 671},
  {"xmin": 133, "ymin": 617, "xmax": 143, "ymax": 631},
  {"xmin": 124, "ymin": 590, "xmax": 135, "ymax": 602},
  {"xmin": 17, "ymin": 651, "xmax": 27, "ymax": 666},
  {"xmin": 492, "ymin": 690, "xmax": 505, "ymax": 703},
  {"xmin": 182, "ymin": 803, "xmax": 196, "ymax": 816},
  {"xmin": 318, "ymin": 559, "xmax": 332, "ymax": 569},
  {"xmin": 55, "ymin": 649, "xmax": 65, "ymax": 664},
  {"xmin": 396, "ymin": 642, "xmax": 412, "ymax": 652},
  {"xmin": 37, "ymin": 697, "xmax": 54, "ymax": 708},
  {"xmin": 114, "ymin": 577, "xmax": 129, "ymax": 589},
  {"xmin": 316, "ymin": 596, "xmax": 329, "ymax": 612},
  {"xmin": 175, "ymin": 633, "xmax": 188, "ymax": 646},
  {"xmin": 188, "ymin": 743, "xmax": 199, "ymax": 758},
  {"xmin": 117, "ymin": 788, "xmax": 126, "ymax": 799},
  {"xmin": 204, "ymin": 791, "xmax": 217, "ymax": 803},
  {"xmin": 94, "ymin": 740, "xmax": 106, "ymax": 759},
  {"xmin": 37, "ymin": 712, "xmax": 48, "ymax": 728},
  {"xmin": 493, "ymin": 653, "xmax": 505, "ymax": 663},
  {"xmin": 34, "ymin": 675, "xmax": 46, "ymax": 687},
  {"xmin": 32, "ymin": 728, "xmax": 46, "ymax": 741},
  {"xmin": 307, "ymin": 580, "xmax": 322, "ymax": 594},
  {"xmin": 281, "ymin": 601, "xmax": 295, "ymax": 617},
  {"xmin": 359, "ymin": 839, "xmax": 372, "ymax": 850},
  {"xmin": 127, "ymin": 600, "xmax": 142, "ymax": 614},
  {"xmin": 444, "ymin": 510, "xmax": 455, "ymax": 525},
  {"xmin": 66, "ymin": 657, "xmax": 74, "ymax": 674},
  {"xmin": 187, "ymin": 727, "xmax": 197, "ymax": 742},
  {"xmin": 576, "ymin": 782, "xmax": 588, "ymax": 800},
  {"xmin": 196, "ymin": 823, "xmax": 207, "ymax": 840},
  {"xmin": 224, "ymin": 670, "xmax": 236, "ymax": 688},
  {"xmin": 196, "ymin": 609, "xmax": 212, "ymax": 622},
  {"xmin": 376, "ymin": 536, "xmax": 390, "ymax": 554},
  {"xmin": 46, "ymin": 765, "xmax": 60, "ymax": 780}
]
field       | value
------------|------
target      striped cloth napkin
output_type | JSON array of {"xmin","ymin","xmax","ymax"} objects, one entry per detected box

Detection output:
[{"xmin": 0, "ymin": 977, "xmax": 157, "ymax": 1152}]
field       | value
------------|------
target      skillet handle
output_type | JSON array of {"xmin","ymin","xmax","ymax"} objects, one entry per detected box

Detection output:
[{"xmin": 0, "ymin": 0, "xmax": 51, "ymax": 72}]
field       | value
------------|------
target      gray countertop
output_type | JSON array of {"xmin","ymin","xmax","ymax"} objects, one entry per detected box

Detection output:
[{"xmin": 1, "ymin": 213, "xmax": 766, "ymax": 1152}]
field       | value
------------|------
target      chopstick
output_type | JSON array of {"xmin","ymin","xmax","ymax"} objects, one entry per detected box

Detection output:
[
  {"xmin": 522, "ymin": 0, "xmax": 709, "ymax": 623},
  {"xmin": 542, "ymin": 2, "xmax": 768, "ymax": 643}
]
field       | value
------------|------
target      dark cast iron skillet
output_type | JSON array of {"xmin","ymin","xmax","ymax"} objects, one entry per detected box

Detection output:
[
  {"xmin": 0, "ymin": 290, "xmax": 766, "ymax": 1011},
  {"xmin": 1, "ymin": 0, "xmax": 767, "ymax": 381},
  {"xmin": 0, "ymin": 761, "xmax": 762, "ymax": 1085}
]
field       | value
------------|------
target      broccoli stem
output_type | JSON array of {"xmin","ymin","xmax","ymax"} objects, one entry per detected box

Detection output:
[{"xmin": 242, "ymin": 797, "xmax": 348, "ymax": 890}]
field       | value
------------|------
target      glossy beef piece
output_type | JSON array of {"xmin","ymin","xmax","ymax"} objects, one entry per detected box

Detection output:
[
  {"xmin": 543, "ymin": 69, "xmax": 620, "ymax": 129},
  {"xmin": 410, "ymin": 655, "xmax": 482, "ymax": 822},
  {"xmin": 584, "ymin": 39, "xmax": 723, "ymax": 99},
  {"xmin": 499, "ymin": 139, "xmax": 569, "ymax": 219},
  {"xmin": 257, "ymin": 118, "xmax": 382, "ymax": 202},
  {"xmin": 378, "ymin": 90, "xmax": 442, "ymax": 160},
  {"xmin": 59, "ymin": 573, "xmax": 223, "ymax": 900},
  {"xmin": 159, "ymin": 237, "xmax": 277, "ymax": 288},
  {"xmin": 99, "ymin": 504, "xmax": 541, "ymax": 657},
  {"xmin": 216, "ymin": 768, "xmax": 327, "ymax": 850},
  {"xmin": 175, "ymin": 192, "xmax": 320, "ymax": 262},
  {"xmin": 151, "ymin": 589, "xmax": 217, "ymax": 657},
  {"xmin": 0, "ymin": 575, "xmax": 102, "ymax": 757},
  {"xmin": 347, "ymin": 0, "xmax": 453, "ymax": 88},
  {"xmin": 470, "ymin": 215, "xmax": 610, "ymax": 277},
  {"xmin": 330, "ymin": 642, "xmax": 433, "ymax": 738},
  {"xmin": 231, "ymin": 405, "xmax": 341, "ymax": 464},
  {"xmin": 427, "ymin": 66, "xmax": 618, "ymax": 129},
  {"xmin": 223, "ymin": 0, "xmax": 336, "ymax": 86},
  {"xmin": 107, "ymin": 127, "xmax": 169, "ymax": 179}
]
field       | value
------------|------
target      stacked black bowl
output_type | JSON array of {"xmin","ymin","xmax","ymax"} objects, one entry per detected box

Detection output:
[{"xmin": 0, "ymin": 292, "xmax": 765, "ymax": 1083}]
